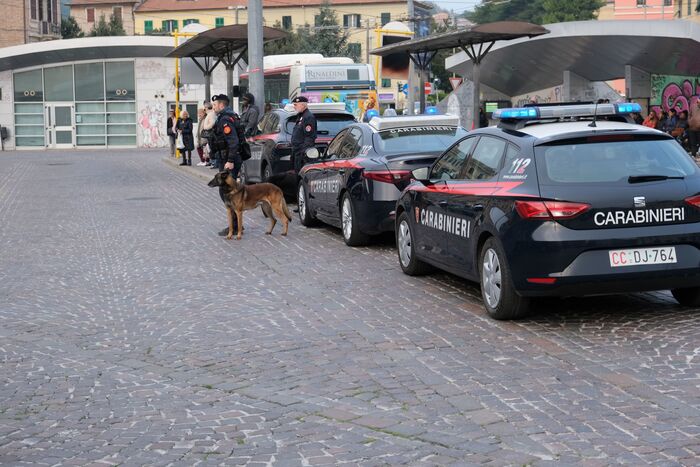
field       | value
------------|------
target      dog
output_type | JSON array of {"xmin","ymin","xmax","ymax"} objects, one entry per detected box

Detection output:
[{"xmin": 208, "ymin": 172, "xmax": 291, "ymax": 240}]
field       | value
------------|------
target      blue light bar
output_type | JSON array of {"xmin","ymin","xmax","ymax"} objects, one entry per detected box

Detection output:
[
  {"xmin": 493, "ymin": 107, "xmax": 540, "ymax": 120},
  {"xmin": 425, "ymin": 106, "xmax": 440, "ymax": 115},
  {"xmin": 615, "ymin": 103, "xmax": 642, "ymax": 114},
  {"xmin": 281, "ymin": 98, "xmax": 290, "ymax": 105}
]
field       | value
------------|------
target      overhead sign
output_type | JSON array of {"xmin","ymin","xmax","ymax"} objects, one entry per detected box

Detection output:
[
  {"xmin": 424, "ymin": 82, "xmax": 432, "ymax": 95},
  {"xmin": 402, "ymin": 83, "xmax": 408, "ymax": 96},
  {"xmin": 449, "ymin": 77, "xmax": 463, "ymax": 90}
]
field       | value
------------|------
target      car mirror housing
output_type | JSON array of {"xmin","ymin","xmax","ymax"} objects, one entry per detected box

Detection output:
[
  {"xmin": 306, "ymin": 147, "xmax": 320, "ymax": 160},
  {"xmin": 411, "ymin": 167, "xmax": 430, "ymax": 182}
]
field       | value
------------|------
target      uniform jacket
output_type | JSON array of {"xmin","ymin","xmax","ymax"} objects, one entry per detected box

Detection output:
[
  {"xmin": 214, "ymin": 107, "xmax": 240, "ymax": 163},
  {"xmin": 291, "ymin": 108, "xmax": 317, "ymax": 154}
]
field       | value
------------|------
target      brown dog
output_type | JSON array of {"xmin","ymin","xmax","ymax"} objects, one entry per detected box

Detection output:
[{"xmin": 208, "ymin": 172, "xmax": 291, "ymax": 240}]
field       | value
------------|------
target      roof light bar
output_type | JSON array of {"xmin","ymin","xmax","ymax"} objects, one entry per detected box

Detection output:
[
  {"xmin": 369, "ymin": 114, "xmax": 460, "ymax": 131},
  {"xmin": 493, "ymin": 103, "xmax": 642, "ymax": 121}
]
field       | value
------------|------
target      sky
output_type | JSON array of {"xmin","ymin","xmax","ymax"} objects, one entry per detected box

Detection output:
[{"xmin": 428, "ymin": 0, "xmax": 482, "ymax": 14}]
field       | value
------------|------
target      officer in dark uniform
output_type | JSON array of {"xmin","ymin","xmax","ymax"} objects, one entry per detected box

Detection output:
[
  {"xmin": 290, "ymin": 96, "xmax": 317, "ymax": 175},
  {"xmin": 210, "ymin": 94, "xmax": 241, "ymax": 236}
]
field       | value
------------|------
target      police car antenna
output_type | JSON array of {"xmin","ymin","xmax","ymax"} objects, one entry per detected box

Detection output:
[{"xmin": 589, "ymin": 102, "xmax": 599, "ymax": 128}]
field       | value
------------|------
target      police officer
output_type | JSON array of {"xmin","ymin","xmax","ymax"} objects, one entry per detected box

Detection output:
[
  {"xmin": 210, "ymin": 94, "xmax": 242, "ymax": 236},
  {"xmin": 290, "ymin": 96, "xmax": 317, "ymax": 175}
]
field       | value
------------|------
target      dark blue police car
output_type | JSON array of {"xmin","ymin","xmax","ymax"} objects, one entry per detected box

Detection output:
[
  {"xmin": 297, "ymin": 115, "xmax": 468, "ymax": 246},
  {"xmin": 395, "ymin": 103, "xmax": 700, "ymax": 320}
]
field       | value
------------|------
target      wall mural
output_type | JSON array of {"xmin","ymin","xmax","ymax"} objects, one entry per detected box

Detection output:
[
  {"xmin": 651, "ymin": 74, "xmax": 700, "ymax": 115},
  {"xmin": 138, "ymin": 102, "xmax": 166, "ymax": 148}
]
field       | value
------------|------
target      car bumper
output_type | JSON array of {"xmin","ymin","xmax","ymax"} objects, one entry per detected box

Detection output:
[
  {"xmin": 507, "ymin": 222, "xmax": 700, "ymax": 297},
  {"xmin": 355, "ymin": 200, "xmax": 396, "ymax": 235}
]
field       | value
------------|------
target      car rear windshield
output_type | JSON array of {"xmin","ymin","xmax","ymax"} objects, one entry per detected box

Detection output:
[
  {"xmin": 285, "ymin": 113, "xmax": 355, "ymax": 136},
  {"xmin": 373, "ymin": 126, "xmax": 468, "ymax": 155},
  {"xmin": 535, "ymin": 135, "xmax": 698, "ymax": 185}
]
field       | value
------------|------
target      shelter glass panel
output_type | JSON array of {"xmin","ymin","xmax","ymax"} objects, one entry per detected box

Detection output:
[
  {"xmin": 75, "ymin": 62, "xmax": 105, "ymax": 101},
  {"xmin": 44, "ymin": 65, "xmax": 74, "ymax": 101},
  {"xmin": 105, "ymin": 61, "xmax": 135, "ymax": 101},
  {"xmin": 14, "ymin": 70, "xmax": 43, "ymax": 102}
]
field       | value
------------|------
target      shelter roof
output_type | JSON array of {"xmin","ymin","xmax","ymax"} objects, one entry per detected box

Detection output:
[
  {"xmin": 445, "ymin": 20, "xmax": 700, "ymax": 96},
  {"xmin": 166, "ymin": 25, "xmax": 286, "ymax": 59},
  {"xmin": 0, "ymin": 36, "xmax": 172, "ymax": 73},
  {"xmin": 370, "ymin": 21, "xmax": 549, "ymax": 56}
]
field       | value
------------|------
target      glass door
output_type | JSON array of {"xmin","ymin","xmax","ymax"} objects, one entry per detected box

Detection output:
[{"xmin": 46, "ymin": 103, "xmax": 75, "ymax": 148}]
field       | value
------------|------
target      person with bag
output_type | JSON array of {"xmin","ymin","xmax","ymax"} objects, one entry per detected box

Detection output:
[
  {"xmin": 176, "ymin": 110, "xmax": 195, "ymax": 166},
  {"xmin": 166, "ymin": 110, "xmax": 177, "ymax": 157},
  {"xmin": 200, "ymin": 102, "xmax": 217, "ymax": 168},
  {"xmin": 195, "ymin": 107, "xmax": 209, "ymax": 166},
  {"xmin": 240, "ymin": 92, "xmax": 260, "ymax": 138}
]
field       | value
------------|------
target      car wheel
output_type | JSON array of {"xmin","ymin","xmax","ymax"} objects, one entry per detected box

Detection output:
[
  {"xmin": 340, "ymin": 192, "xmax": 369, "ymax": 247},
  {"xmin": 396, "ymin": 212, "xmax": 432, "ymax": 275},
  {"xmin": 297, "ymin": 182, "xmax": 318, "ymax": 226},
  {"xmin": 671, "ymin": 287, "xmax": 700, "ymax": 306},
  {"xmin": 479, "ymin": 237, "xmax": 530, "ymax": 320},
  {"xmin": 263, "ymin": 163, "xmax": 272, "ymax": 182}
]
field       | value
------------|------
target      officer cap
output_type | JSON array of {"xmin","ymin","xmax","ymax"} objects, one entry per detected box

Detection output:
[
  {"xmin": 211, "ymin": 94, "xmax": 229, "ymax": 103},
  {"xmin": 291, "ymin": 96, "xmax": 308, "ymax": 103}
]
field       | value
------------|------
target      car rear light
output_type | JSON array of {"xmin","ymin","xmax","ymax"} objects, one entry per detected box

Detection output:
[
  {"xmin": 526, "ymin": 278, "xmax": 557, "ymax": 284},
  {"xmin": 362, "ymin": 170, "xmax": 411, "ymax": 184},
  {"xmin": 515, "ymin": 200, "xmax": 590, "ymax": 220},
  {"xmin": 685, "ymin": 195, "xmax": 700, "ymax": 208}
]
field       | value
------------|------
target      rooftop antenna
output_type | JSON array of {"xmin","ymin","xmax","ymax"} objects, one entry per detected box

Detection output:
[{"xmin": 589, "ymin": 101, "xmax": 599, "ymax": 127}]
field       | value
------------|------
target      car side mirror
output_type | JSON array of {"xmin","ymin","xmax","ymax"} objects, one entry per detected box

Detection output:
[
  {"xmin": 306, "ymin": 147, "xmax": 320, "ymax": 160},
  {"xmin": 411, "ymin": 167, "xmax": 430, "ymax": 183}
]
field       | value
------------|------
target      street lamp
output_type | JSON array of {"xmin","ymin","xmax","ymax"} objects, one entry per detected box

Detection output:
[{"xmin": 227, "ymin": 5, "xmax": 247, "ymax": 25}]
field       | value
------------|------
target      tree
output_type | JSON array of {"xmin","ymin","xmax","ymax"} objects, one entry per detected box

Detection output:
[
  {"xmin": 466, "ymin": 0, "xmax": 604, "ymax": 25},
  {"xmin": 541, "ymin": 0, "xmax": 605, "ymax": 23},
  {"xmin": 61, "ymin": 16, "xmax": 84, "ymax": 39},
  {"xmin": 89, "ymin": 13, "xmax": 126, "ymax": 36},
  {"xmin": 264, "ymin": 21, "xmax": 313, "ymax": 56}
]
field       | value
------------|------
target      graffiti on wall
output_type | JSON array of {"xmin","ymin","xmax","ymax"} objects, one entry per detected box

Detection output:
[
  {"xmin": 651, "ymin": 74, "xmax": 700, "ymax": 115},
  {"xmin": 138, "ymin": 102, "xmax": 166, "ymax": 148},
  {"xmin": 513, "ymin": 86, "xmax": 563, "ymax": 107}
]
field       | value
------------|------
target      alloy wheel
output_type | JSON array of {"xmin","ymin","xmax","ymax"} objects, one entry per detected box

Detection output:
[
  {"xmin": 398, "ymin": 220, "xmax": 412, "ymax": 267},
  {"xmin": 482, "ymin": 248, "xmax": 502, "ymax": 308}
]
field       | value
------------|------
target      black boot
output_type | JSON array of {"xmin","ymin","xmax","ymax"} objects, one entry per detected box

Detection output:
[{"xmin": 179, "ymin": 159, "xmax": 187, "ymax": 166}]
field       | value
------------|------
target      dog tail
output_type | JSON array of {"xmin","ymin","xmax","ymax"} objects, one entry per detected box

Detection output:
[{"xmin": 283, "ymin": 201, "xmax": 292, "ymax": 221}]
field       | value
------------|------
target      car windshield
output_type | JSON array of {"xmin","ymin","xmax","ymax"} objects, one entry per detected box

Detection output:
[
  {"xmin": 373, "ymin": 126, "xmax": 468, "ymax": 155},
  {"xmin": 536, "ymin": 136, "xmax": 698, "ymax": 185},
  {"xmin": 285, "ymin": 113, "xmax": 355, "ymax": 136}
]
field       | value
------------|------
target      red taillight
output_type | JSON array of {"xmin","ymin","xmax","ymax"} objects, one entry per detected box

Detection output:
[
  {"xmin": 362, "ymin": 170, "xmax": 411, "ymax": 184},
  {"xmin": 515, "ymin": 200, "xmax": 590, "ymax": 220},
  {"xmin": 526, "ymin": 278, "xmax": 557, "ymax": 284},
  {"xmin": 685, "ymin": 195, "xmax": 700, "ymax": 208}
]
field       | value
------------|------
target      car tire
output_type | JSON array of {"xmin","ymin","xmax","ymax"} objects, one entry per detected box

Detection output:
[
  {"xmin": 263, "ymin": 163, "xmax": 272, "ymax": 183},
  {"xmin": 297, "ymin": 182, "xmax": 318, "ymax": 227},
  {"xmin": 479, "ymin": 237, "xmax": 530, "ymax": 320},
  {"xmin": 396, "ymin": 212, "xmax": 432, "ymax": 276},
  {"xmin": 671, "ymin": 287, "xmax": 700, "ymax": 307},
  {"xmin": 340, "ymin": 192, "xmax": 369, "ymax": 247}
]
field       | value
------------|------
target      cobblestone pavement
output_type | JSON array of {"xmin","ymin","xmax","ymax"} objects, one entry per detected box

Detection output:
[{"xmin": 1, "ymin": 150, "xmax": 700, "ymax": 467}]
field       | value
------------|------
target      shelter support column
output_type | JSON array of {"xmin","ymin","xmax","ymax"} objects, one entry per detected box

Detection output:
[
  {"xmin": 226, "ymin": 65, "xmax": 233, "ymax": 103},
  {"xmin": 204, "ymin": 72, "xmax": 212, "ymax": 103},
  {"xmin": 625, "ymin": 65, "xmax": 650, "ymax": 101},
  {"xmin": 562, "ymin": 70, "xmax": 593, "ymax": 102}
]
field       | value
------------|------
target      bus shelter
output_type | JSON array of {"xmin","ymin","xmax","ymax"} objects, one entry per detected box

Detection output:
[
  {"xmin": 370, "ymin": 21, "xmax": 548, "ymax": 122},
  {"xmin": 166, "ymin": 24, "xmax": 287, "ymax": 103}
]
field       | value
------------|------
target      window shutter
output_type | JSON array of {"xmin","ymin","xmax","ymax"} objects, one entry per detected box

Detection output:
[
  {"xmin": 343, "ymin": 15, "xmax": 349, "ymax": 28},
  {"xmin": 87, "ymin": 8, "xmax": 95, "ymax": 22},
  {"xmin": 144, "ymin": 20, "xmax": 153, "ymax": 33},
  {"xmin": 215, "ymin": 17, "xmax": 224, "ymax": 27}
]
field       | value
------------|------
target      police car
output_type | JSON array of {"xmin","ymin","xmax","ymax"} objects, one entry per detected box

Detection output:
[
  {"xmin": 297, "ymin": 115, "xmax": 468, "ymax": 246},
  {"xmin": 241, "ymin": 102, "xmax": 355, "ymax": 186},
  {"xmin": 395, "ymin": 103, "xmax": 700, "ymax": 320}
]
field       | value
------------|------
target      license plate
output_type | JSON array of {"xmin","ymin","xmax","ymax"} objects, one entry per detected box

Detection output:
[{"xmin": 609, "ymin": 246, "xmax": 677, "ymax": 268}]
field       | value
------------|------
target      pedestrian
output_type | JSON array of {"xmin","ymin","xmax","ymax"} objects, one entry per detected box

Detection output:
[
  {"xmin": 263, "ymin": 102, "xmax": 273, "ymax": 115},
  {"xmin": 631, "ymin": 111, "xmax": 644, "ymax": 125},
  {"xmin": 195, "ymin": 107, "xmax": 208, "ymax": 166},
  {"xmin": 166, "ymin": 110, "xmax": 177, "ymax": 157},
  {"xmin": 200, "ymin": 102, "xmax": 217, "ymax": 168},
  {"xmin": 664, "ymin": 108, "xmax": 678, "ymax": 134},
  {"xmin": 210, "ymin": 94, "xmax": 242, "ymax": 235},
  {"xmin": 290, "ymin": 95, "xmax": 317, "ymax": 178},
  {"xmin": 176, "ymin": 110, "xmax": 195, "ymax": 166},
  {"xmin": 689, "ymin": 100, "xmax": 700, "ymax": 157},
  {"xmin": 240, "ymin": 93, "xmax": 260, "ymax": 138},
  {"xmin": 672, "ymin": 110, "xmax": 690, "ymax": 150},
  {"xmin": 642, "ymin": 109, "xmax": 659, "ymax": 129},
  {"xmin": 658, "ymin": 110, "xmax": 669, "ymax": 132},
  {"xmin": 479, "ymin": 105, "xmax": 489, "ymax": 128}
]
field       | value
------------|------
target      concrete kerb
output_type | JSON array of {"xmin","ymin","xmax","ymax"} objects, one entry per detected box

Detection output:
[{"xmin": 162, "ymin": 156, "xmax": 217, "ymax": 182}]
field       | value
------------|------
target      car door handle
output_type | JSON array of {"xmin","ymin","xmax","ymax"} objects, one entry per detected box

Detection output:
[
  {"xmin": 338, "ymin": 169, "xmax": 346, "ymax": 175},
  {"xmin": 472, "ymin": 204, "xmax": 484, "ymax": 211},
  {"xmin": 438, "ymin": 200, "xmax": 448, "ymax": 207}
]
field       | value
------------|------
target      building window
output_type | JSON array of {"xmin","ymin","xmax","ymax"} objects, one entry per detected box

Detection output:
[
  {"xmin": 86, "ymin": 8, "xmax": 95, "ymax": 22},
  {"xmin": 183, "ymin": 19, "xmax": 199, "ymax": 26},
  {"xmin": 314, "ymin": 15, "xmax": 321, "ymax": 27},
  {"xmin": 162, "ymin": 20, "xmax": 178, "ymax": 32},
  {"xmin": 282, "ymin": 15, "xmax": 292, "ymax": 30},
  {"xmin": 343, "ymin": 14, "xmax": 361, "ymax": 28},
  {"xmin": 215, "ymin": 17, "xmax": 224, "ymax": 27},
  {"xmin": 381, "ymin": 12, "xmax": 391, "ymax": 26},
  {"xmin": 663, "ymin": 0, "xmax": 672, "ymax": 5},
  {"xmin": 38, "ymin": 0, "xmax": 44, "ymax": 20},
  {"xmin": 381, "ymin": 78, "xmax": 391, "ymax": 88},
  {"xmin": 31, "ymin": 0, "xmax": 37, "ymax": 20},
  {"xmin": 636, "ymin": 0, "xmax": 646, "ymax": 5},
  {"xmin": 113, "ymin": 6, "xmax": 122, "ymax": 21},
  {"xmin": 144, "ymin": 20, "xmax": 153, "ymax": 33},
  {"xmin": 348, "ymin": 42, "xmax": 361, "ymax": 58}
]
